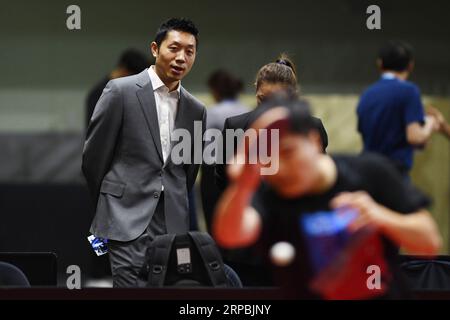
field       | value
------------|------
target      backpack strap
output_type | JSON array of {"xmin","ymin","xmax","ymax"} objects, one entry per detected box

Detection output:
[
  {"xmin": 188, "ymin": 231, "xmax": 228, "ymax": 288},
  {"xmin": 146, "ymin": 233, "xmax": 176, "ymax": 287}
]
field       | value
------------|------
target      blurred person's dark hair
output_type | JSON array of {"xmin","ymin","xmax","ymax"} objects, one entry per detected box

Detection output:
[
  {"xmin": 154, "ymin": 18, "xmax": 199, "ymax": 48},
  {"xmin": 378, "ymin": 41, "xmax": 414, "ymax": 72},
  {"xmin": 254, "ymin": 91, "xmax": 316, "ymax": 135},
  {"xmin": 208, "ymin": 69, "xmax": 244, "ymax": 101},
  {"xmin": 255, "ymin": 53, "xmax": 298, "ymax": 91},
  {"xmin": 288, "ymin": 99, "xmax": 317, "ymax": 135},
  {"xmin": 117, "ymin": 48, "xmax": 150, "ymax": 74}
]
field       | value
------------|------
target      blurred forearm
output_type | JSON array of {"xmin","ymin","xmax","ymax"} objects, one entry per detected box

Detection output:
[{"xmin": 378, "ymin": 208, "xmax": 442, "ymax": 256}]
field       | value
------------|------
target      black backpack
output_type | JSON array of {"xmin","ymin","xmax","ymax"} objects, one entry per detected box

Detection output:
[{"xmin": 138, "ymin": 231, "xmax": 230, "ymax": 288}]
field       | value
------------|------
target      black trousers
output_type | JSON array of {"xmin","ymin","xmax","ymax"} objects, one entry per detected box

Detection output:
[{"xmin": 108, "ymin": 192, "xmax": 167, "ymax": 288}]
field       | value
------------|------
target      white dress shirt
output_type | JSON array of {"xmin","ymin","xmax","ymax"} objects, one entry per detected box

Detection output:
[
  {"xmin": 148, "ymin": 66, "xmax": 181, "ymax": 162},
  {"xmin": 148, "ymin": 66, "xmax": 181, "ymax": 190}
]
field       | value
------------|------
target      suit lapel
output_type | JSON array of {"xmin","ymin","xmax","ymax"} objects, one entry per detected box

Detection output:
[
  {"xmin": 136, "ymin": 71, "xmax": 164, "ymax": 163},
  {"xmin": 174, "ymin": 87, "xmax": 191, "ymax": 132},
  {"xmin": 166, "ymin": 87, "xmax": 196, "ymax": 168}
]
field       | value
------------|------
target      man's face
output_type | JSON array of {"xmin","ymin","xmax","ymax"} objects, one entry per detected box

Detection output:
[
  {"xmin": 151, "ymin": 30, "xmax": 196, "ymax": 85},
  {"xmin": 264, "ymin": 132, "xmax": 321, "ymax": 198}
]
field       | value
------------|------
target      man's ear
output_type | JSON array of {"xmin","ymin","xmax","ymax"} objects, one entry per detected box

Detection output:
[
  {"xmin": 376, "ymin": 58, "xmax": 383, "ymax": 71},
  {"xmin": 150, "ymin": 42, "xmax": 159, "ymax": 58}
]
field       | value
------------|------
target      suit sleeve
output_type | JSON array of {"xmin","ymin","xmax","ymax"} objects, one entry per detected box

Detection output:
[
  {"xmin": 82, "ymin": 80, "xmax": 123, "ymax": 204},
  {"xmin": 214, "ymin": 118, "xmax": 231, "ymax": 191},
  {"xmin": 185, "ymin": 107, "xmax": 207, "ymax": 192}
]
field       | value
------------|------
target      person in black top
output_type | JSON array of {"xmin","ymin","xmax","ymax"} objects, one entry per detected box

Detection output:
[
  {"xmin": 201, "ymin": 70, "xmax": 249, "ymax": 233},
  {"xmin": 215, "ymin": 54, "xmax": 328, "ymax": 191},
  {"xmin": 213, "ymin": 98, "xmax": 442, "ymax": 299},
  {"xmin": 212, "ymin": 56, "xmax": 328, "ymax": 287}
]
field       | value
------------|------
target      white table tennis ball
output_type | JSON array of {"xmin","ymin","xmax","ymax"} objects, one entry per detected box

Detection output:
[{"xmin": 270, "ymin": 241, "xmax": 296, "ymax": 267}]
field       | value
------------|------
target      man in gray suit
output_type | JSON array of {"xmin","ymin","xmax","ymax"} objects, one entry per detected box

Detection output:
[{"xmin": 82, "ymin": 18, "xmax": 206, "ymax": 287}]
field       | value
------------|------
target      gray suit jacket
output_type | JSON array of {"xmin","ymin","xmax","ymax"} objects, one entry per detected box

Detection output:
[{"xmin": 82, "ymin": 69, "xmax": 206, "ymax": 242}]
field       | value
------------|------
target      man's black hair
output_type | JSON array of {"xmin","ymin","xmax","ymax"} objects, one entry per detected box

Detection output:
[
  {"xmin": 256, "ymin": 93, "xmax": 316, "ymax": 135},
  {"xmin": 118, "ymin": 48, "xmax": 150, "ymax": 74},
  {"xmin": 154, "ymin": 18, "xmax": 199, "ymax": 48},
  {"xmin": 378, "ymin": 41, "xmax": 414, "ymax": 72},
  {"xmin": 288, "ymin": 100, "xmax": 317, "ymax": 135}
]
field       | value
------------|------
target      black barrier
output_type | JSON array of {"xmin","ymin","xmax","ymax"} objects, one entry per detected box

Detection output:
[
  {"xmin": 0, "ymin": 287, "xmax": 449, "ymax": 300},
  {"xmin": 0, "ymin": 252, "xmax": 57, "ymax": 286},
  {"xmin": 399, "ymin": 255, "xmax": 450, "ymax": 291},
  {"xmin": 0, "ymin": 184, "xmax": 97, "ymax": 282}
]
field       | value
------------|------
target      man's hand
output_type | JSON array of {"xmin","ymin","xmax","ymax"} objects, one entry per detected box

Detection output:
[
  {"xmin": 427, "ymin": 105, "xmax": 444, "ymax": 127},
  {"xmin": 426, "ymin": 114, "xmax": 440, "ymax": 132},
  {"xmin": 330, "ymin": 191, "xmax": 389, "ymax": 232},
  {"xmin": 227, "ymin": 106, "xmax": 289, "ymax": 190},
  {"xmin": 227, "ymin": 159, "xmax": 262, "ymax": 191},
  {"xmin": 427, "ymin": 105, "xmax": 450, "ymax": 134}
]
